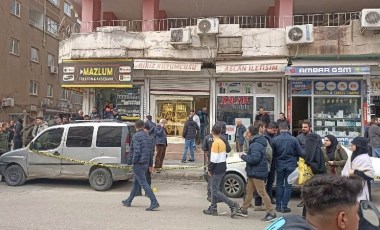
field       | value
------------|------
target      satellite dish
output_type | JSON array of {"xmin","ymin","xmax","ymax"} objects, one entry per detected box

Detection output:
[
  {"xmin": 365, "ymin": 11, "xmax": 380, "ymax": 24},
  {"xmin": 288, "ymin": 27, "xmax": 303, "ymax": 42},
  {"xmin": 198, "ymin": 19, "xmax": 211, "ymax": 33}
]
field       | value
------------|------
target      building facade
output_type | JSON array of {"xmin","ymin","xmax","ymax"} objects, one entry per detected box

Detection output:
[
  {"xmin": 60, "ymin": 0, "xmax": 380, "ymax": 145},
  {"xmin": 0, "ymin": 0, "xmax": 81, "ymax": 122}
]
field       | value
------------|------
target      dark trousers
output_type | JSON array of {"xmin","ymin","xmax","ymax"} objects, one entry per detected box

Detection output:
[
  {"xmin": 209, "ymin": 173, "xmax": 235, "ymax": 210},
  {"xmin": 207, "ymin": 174, "xmax": 224, "ymax": 202},
  {"xmin": 154, "ymin": 145, "xmax": 166, "ymax": 169},
  {"xmin": 13, "ymin": 138, "xmax": 22, "ymax": 150},
  {"xmin": 255, "ymin": 162, "xmax": 276, "ymax": 206},
  {"xmin": 127, "ymin": 164, "xmax": 157, "ymax": 205}
]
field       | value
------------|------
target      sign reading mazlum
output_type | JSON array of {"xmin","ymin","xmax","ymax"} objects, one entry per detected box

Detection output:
[{"xmin": 61, "ymin": 59, "xmax": 133, "ymax": 88}]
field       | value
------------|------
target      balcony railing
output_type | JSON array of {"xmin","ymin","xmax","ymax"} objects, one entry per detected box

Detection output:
[{"xmin": 69, "ymin": 11, "xmax": 360, "ymax": 36}]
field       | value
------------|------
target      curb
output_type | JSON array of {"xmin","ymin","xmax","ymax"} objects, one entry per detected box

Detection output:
[{"xmin": 152, "ymin": 166, "xmax": 205, "ymax": 181}]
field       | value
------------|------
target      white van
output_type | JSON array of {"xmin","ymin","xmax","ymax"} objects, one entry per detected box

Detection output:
[{"xmin": 0, "ymin": 122, "xmax": 135, "ymax": 191}]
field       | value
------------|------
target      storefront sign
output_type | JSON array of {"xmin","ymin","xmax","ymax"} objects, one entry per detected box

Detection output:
[
  {"xmin": 314, "ymin": 81, "xmax": 361, "ymax": 95},
  {"xmin": 61, "ymin": 59, "xmax": 133, "ymax": 88},
  {"xmin": 291, "ymin": 80, "xmax": 312, "ymax": 95},
  {"xmin": 285, "ymin": 66, "xmax": 370, "ymax": 76},
  {"xmin": 216, "ymin": 64, "xmax": 285, "ymax": 74},
  {"xmin": 134, "ymin": 59, "xmax": 201, "ymax": 72},
  {"xmin": 216, "ymin": 96, "xmax": 254, "ymax": 125}
]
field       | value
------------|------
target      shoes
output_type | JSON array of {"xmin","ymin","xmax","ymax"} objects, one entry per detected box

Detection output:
[
  {"xmin": 254, "ymin": 205, "xmax": 267, "ymax": 211},
  {"xmin": 181, "ymin": 160, "xmax": 186, "ymax": 163},
  {"xmin": 146, "ymin": 203, "xmax": 160, "ymax": 211},
  {"xmin": 236, "ymin": 208, "xmax": 248, "ymax": 218},
  {"xmin": 281, "ymin": 207, "xmax": 292, "ymax": 213},
  {"xmin": 230, "ymin": 202, "xmax": 239, "ymax": 218},
  {"xmin": 121, "ymin": 199, "xmax": 131, "ymax": 207},
  {"xmin": 203, "ymin": 208, "xmax": 218, "ymax": 216},
  {"xmin": 297, "ymin": 200, "xmax": 304, "ymax": 207},
  {"xmin": 188, "ymin": 159, "xmax": 195, "ymax": 162},
  {"xmin": 261, "ymin": 213, "xmax": 278, "ymax": 222},
  {"xmin": 270, "ymin": 198, "xmax": 276, "ymax": 205}
]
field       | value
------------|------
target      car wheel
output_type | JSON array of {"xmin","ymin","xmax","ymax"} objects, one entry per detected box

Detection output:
[
  {"xmin": 4, "ymin": 164, "xmax": 26, "ymax": 186},
  {"xmin": 223, "ymin": 173, "xmax": 245, "ymax": 198},
  {"xmin": 89, "ymin": 168, "xmax": 113, "ymax": 191}
]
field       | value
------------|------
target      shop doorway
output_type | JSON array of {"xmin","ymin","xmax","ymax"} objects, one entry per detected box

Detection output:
[{"xmin": 292, "ymin": 97, "xmax": 311, "ymax": 136}]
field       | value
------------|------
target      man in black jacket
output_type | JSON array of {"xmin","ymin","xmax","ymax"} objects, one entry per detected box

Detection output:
[
  {"xmin": 13, "ymin": 117, "xmax": 23, "ymax": 150},
  {"xmin": 122, "ymin": 120, "xmax": 159, "ymax": 211},
  {"xmin": 181, "ymin": 116, "xmax": 199, "ymax": 163},
  {"xmin": 255, "ymin": 107, "xmax": 271, "ymax": 125}
]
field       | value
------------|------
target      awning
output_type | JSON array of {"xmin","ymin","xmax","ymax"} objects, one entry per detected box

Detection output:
[
  {"xmin": 134, "ymin": 59, "xmax": 202, "ymax": 72},
  {"xmin": 215, "ymin": 59, "xmax": 288, "ymax": 74}
]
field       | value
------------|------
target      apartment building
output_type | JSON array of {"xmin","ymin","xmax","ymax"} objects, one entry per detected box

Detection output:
[
  {"xmin": 0, "ymin": 0, "xmax": 82, "ymax": 122},
  {"xmin": 60, "ymin": 0, "xmax": 380, "ymax": 147}
]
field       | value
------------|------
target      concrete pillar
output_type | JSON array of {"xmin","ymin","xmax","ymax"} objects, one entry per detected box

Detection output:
[
  {"xmin": 275, "ymin": 0, "xmax": 293, "ymax": 28},
  {"xmin": 81, "ymin": 0, "xmax": 101, "ymax": 33},
  {"xmin": 142, "ymin": 0, "xmax": 159, "ymax": 31}
]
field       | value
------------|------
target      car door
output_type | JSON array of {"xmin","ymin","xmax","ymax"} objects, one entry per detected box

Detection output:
[
  {"xmin": 27, "ymin": 127, "xmax": 64, "ymax": 178},
  {"xmin": 60, "ymin": 126, "xmax": 95, "ymax": 177},
  {"xmin": 95, "ymin": 125, "xmax": 123, "ymax": 163}
]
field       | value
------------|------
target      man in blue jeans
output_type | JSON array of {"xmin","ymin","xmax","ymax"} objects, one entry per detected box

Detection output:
[
  {"xmin": 181, "ymin": 116, "xmax": 199, "ymax": 163},
  {"xmin": 122, "ymin": 120, "xmax": 159, "ymax": 211},
  {"xmin": 272, "ymin": 122, "xmax": 303, "ymax": 213}
]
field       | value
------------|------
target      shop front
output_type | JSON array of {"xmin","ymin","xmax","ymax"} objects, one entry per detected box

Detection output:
[
  {"xmin": 134, "ymin": 59, "xmax": 206, "ymax": 143},
  {"xmin": 215, "ymin": 59, "xmax": 287, "ymax": 143},
  {"xmin": 61, "ymin": 59, "xmax": 141, "ymax": 121},
  {"xmin": 285, "ymin": 65, "xmax": 371, "ymax": 145}
]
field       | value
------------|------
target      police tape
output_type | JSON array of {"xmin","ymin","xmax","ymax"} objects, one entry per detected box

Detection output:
[{"xmin": 31, "ymin": 149, "xmax": 244, "ymax": 172}]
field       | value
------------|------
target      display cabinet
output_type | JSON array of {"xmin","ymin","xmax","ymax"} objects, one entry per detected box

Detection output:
[
  {"xmin": 313, "ymin": 97, "xmax": 362, "ymax": 138},
  {"xmin": 156, "ymin": 100, "xmax": 192, "ymax": 136}
]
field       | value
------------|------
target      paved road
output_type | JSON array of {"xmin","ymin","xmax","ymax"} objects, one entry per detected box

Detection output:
[{"xmin": 0, "ymin": 179, "xmax": 379, "ymax": 230}]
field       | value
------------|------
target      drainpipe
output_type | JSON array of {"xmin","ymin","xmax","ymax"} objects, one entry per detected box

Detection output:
[{"xmin": 42, "ymin": 0, "xmax": 47, "ymax": 47}]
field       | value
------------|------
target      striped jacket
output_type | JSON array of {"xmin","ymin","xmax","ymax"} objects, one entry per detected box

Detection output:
[{"xmin": 208, "ymin": 137, "xmax": 228, "ymax": 175}]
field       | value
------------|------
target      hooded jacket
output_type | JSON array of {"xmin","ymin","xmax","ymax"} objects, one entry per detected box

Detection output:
[{"xmin": 241, "ymin": 135, "xmax": 268, "ymax": 180}]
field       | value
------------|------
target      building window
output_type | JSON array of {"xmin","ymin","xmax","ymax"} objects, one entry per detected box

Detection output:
[
  {"xmin": 46, "ymin": 17, "xmax": 58, "ymax": 35},
  {"xmin": 71, "ymin": 93, "xmax": 83, "ymax": 105},
  {"xmin": 61, "ymin": 89, "xmax": 69, "ymax": 101},
  {"xmin": 29, "ymin": 8, "xmax": 43, "ymax": 29},
  {"xmin": 10, "ymin": 0, "xmax": 21, "ymax": 17},
  {"xmin": 64, "ymin": 2, "xmax": 71, "ymax": 17},
  {"xmin": 9, "ymin": 38, "xmax": 20, "ymax": 55},
  {"xmin": 48, "ymin": 53, "xmax": 55, "ymax": 67},
  {"xmin": 48, "ymin": 0, "xmax": 60, "ymax": 7},
  {"xmin": 30, "ymin": 81, "xmax": 38, "ymax": 95},
  {"xmin": 47, "ymin": 84, "xmax": 54, "ymax": 98},
  {"xmin": 31, "ymin": 47, "xmax": 39, "ymax": 62}
]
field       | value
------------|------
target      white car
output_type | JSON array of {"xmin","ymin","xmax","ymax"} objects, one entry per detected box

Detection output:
[{"xmin": 221, "ymin": 146, "xmax": 380, "ymax": 198}]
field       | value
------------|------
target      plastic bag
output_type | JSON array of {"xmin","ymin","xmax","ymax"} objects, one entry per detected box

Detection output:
[{"xmin": 287, "ymin": 168, "xmax": 299, "ymax": 185}]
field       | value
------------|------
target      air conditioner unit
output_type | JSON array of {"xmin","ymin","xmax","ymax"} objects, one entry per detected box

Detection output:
[
  {"xmin": 50, "ymin": 66, "xmax": 58, "ymax": 74},
  {"xmin": 197, "ymin": 18, "xmax": 219, "ymax": 35},
  {"xmin": 361, "ymin": 9, "xmax": 380, "ymax": 30},
  {"xmin": 170, "ymin": 28, "xmax": 191, "ymax": 46},
  {"xmin": 285, "ymin": 24, "xmax": 314, "ymax": 45},
  {"xmin": 2, "ymin": 98, "xmax": 14, "ymax": 107}
]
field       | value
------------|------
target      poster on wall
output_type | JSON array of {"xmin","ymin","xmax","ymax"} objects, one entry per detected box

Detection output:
[
  {"xmin": 291, "ymin": 80, "xmax": 312, "ymax": 95},
  {"xmin": 314, "ymin": 81, "xmax": 361, "ymax": 95},
  {"xmin": 216, "ymin": 96, "xmax": 253, "ymax": 125},
  {"xmin": 370, "ymin": 80, "xmax": 380, "ymax": 95},
  {"xmin": 254, "ymin": 82, "xmax": 277, "ymax": 94},
  {"xmin": 217, "ymin": 82, "xmax": 253, "ymax": 94}
]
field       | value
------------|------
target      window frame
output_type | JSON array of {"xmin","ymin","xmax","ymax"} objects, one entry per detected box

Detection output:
[
  {"xmin": 66, "ymin": 126, "xmax": 94, "ymax": 148},
  {"xmin": 47, "ymin": 84, "xmax": 54, "ymax": 98},
  {"xmin": 61, "ymin": 89, "xmax": 69, "ymax": 101},
  {"xmin": 29, "ymin": 81, "xmax": 38, "ymax": 96},
  {"xmin": 32, "ymin": 128, "xmax": 64, "ymax": 151},
  {"xmin": 10, "ymin": 0, "xmax": 21, "ymax": 17},
  {"xmin": 30, "ymin": 47, "xmax": 39, "ymax": 63},
  {"xmin": 46, "ymin": 17, "xmax": 58, "ymax": 35},
  {"xmin": 96, "ymin": 126, "xmax": 122, "ymax": 147},
  {"xmin": 9, "ymin": 38, "xmax": 20, "ymax": 55},
  {"xmin": 47, "ymin": 53, "xmax": 55, "ymax": 67},
  {"xmin": 48, "ymin": 0, "xmax": 60, "ymax": 7},
  {"xmin": 64, "ymin": 1, "xmax": 71, "ymax": 17}
]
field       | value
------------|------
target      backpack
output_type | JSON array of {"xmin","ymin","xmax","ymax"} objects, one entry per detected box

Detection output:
[{"xmin": 265, "ymin": 139, "xmax": 273, "ymax": 170}]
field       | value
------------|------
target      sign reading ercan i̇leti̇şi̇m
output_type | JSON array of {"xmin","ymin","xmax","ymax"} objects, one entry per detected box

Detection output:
[{"xmin": 61, "ymin": 59, "xmax": 133, "ymax": 88}]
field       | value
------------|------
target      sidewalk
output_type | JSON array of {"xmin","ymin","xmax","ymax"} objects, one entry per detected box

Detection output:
[{"xmin": 152, "ymin": 160, "xmax": 206, "ymax": 181}]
